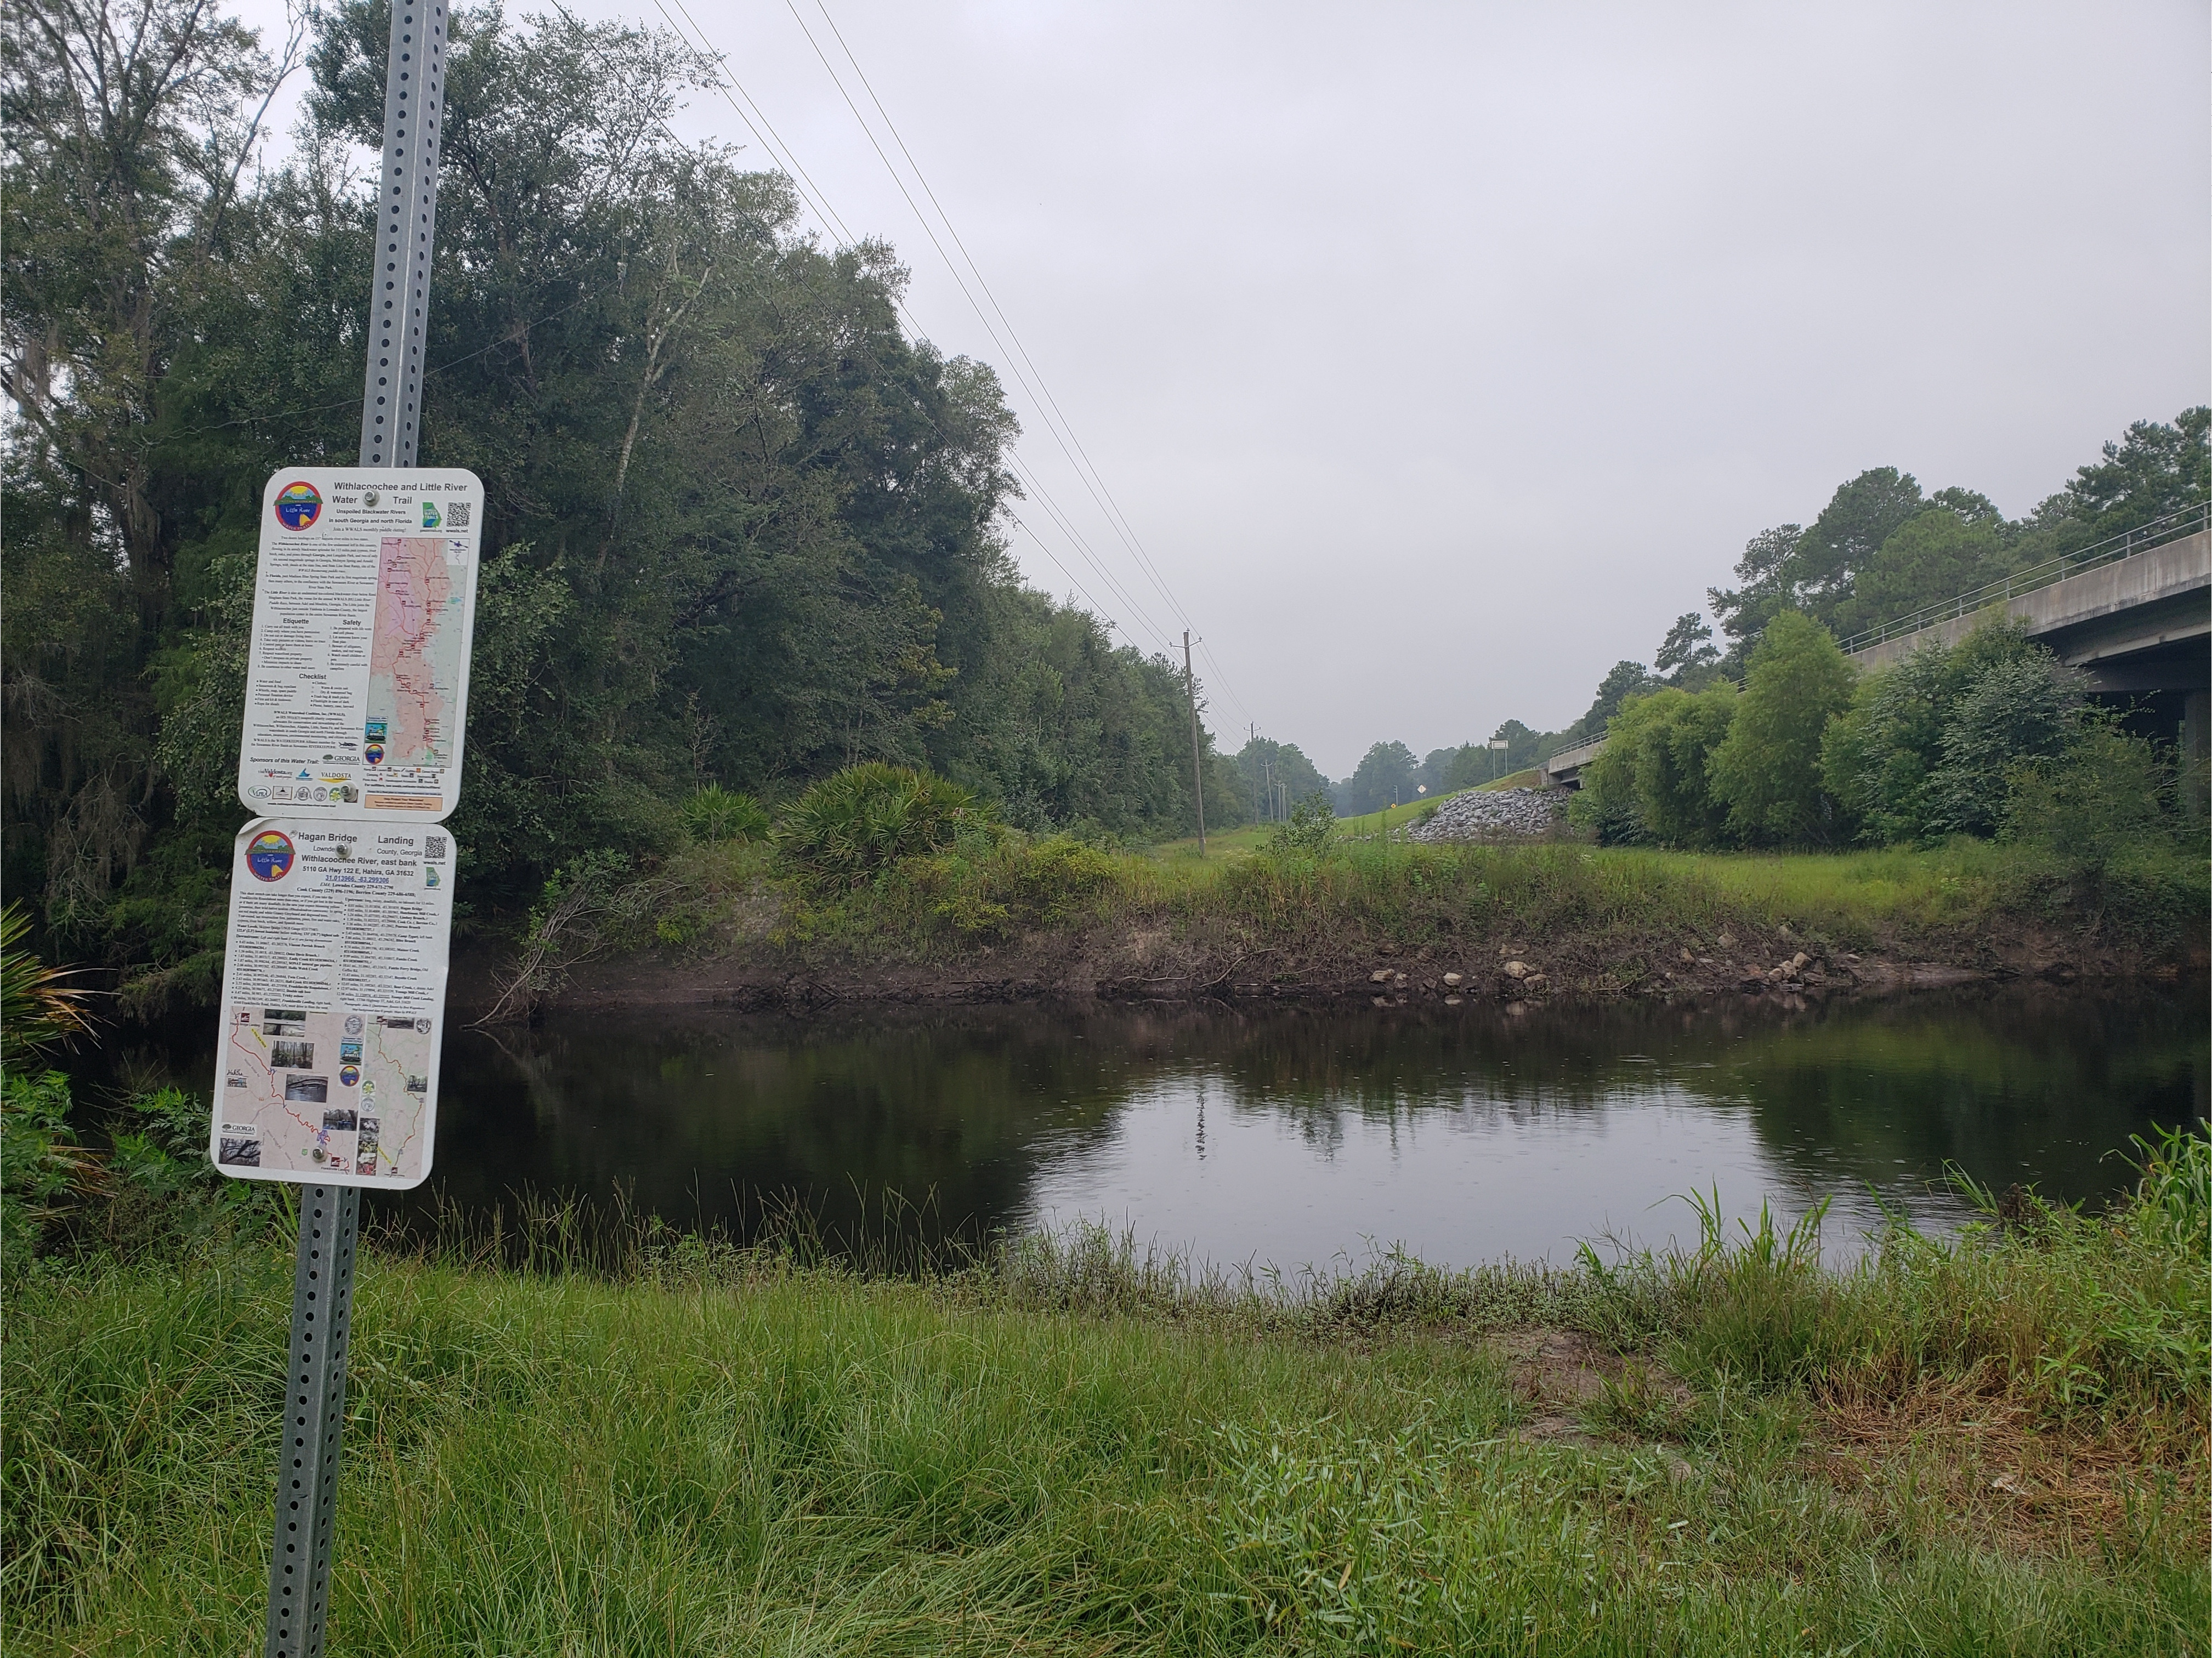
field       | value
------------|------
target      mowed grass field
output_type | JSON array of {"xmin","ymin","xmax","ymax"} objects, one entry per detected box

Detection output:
[{"xmin": 6, "ymin": 1138, "xmax": 2207, "ymax": 1656}]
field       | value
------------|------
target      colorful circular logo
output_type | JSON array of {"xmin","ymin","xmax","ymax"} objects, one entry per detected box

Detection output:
[
  {"xmin": 339, "ymin": 1064, "xmax": 361, "ymax": 1088},
  {"xmin": 363, "ymin": 742, "xmax": 385, "ymax": 766},
  {"xmin": 274, "ymin": 480, "xmax": 321, "ymax": 531},
  {"xmin": 245, "ymin": 830, "xmax": 295, "ymax": 882}
]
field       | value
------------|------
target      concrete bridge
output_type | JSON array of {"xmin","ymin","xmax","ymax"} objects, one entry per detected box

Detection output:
[
  {"xmin": 1844, "ymin": 513, "xmax": 2208, "ymax": 760},
  {"xmin": 1540, "ymin": 506, "xmax": 2210, "ymax": 790}
]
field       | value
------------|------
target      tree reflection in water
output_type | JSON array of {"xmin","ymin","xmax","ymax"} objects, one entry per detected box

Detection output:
[{"xmin": 382, "ymin": 986, "xmax": 2204, "ymax": 1269}]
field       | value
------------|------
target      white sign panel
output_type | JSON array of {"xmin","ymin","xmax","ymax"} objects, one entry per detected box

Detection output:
[
  {"xmin": 237, "ymin": 468, "xmax": 484, "ymax": 821},
  {"xmin": 210, "ymin": 818, "xmax": 455, "ymax": 1188}
]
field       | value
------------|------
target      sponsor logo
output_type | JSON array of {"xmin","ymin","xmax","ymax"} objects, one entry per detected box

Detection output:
[
  {"xmin": 245, "ymin": 830, "xmax": 295, "ymax": 882},
  {"xmin": 364, "ymin": 742, "xmax": 385, "ymax": 766},
  {"xmin": 274, "ymin": 480, "xmax": 321, "ymax": 531},
  {"xmin": 339, "ymin": 1064, "xmax": 361, "ymax": 1088},
  {"xmin": 420, "ymin": 499, "xmax": 442, "ymax": 529}
]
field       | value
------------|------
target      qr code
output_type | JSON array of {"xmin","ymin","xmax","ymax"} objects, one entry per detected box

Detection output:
[
  {"xmin": 444, "ymin": 500, "xmax": 470, "ymax": 528},
  {"xmin": 423, "ymin": 833, "xmax": 448, "ymax": 861}
]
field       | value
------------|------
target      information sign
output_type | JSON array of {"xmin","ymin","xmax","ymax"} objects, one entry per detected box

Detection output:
[
  {"xmin": 209, "ymin": 817, "xmax": 455, "ymax": 1189},
  {"xmin": 237, "ymin": 468, "xmax": 485, "ymax": 820}
]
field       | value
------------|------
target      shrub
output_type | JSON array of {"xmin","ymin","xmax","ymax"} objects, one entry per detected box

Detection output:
[
  {"xmin": 1708, "ymin": 612, "xmax": 1857, "ymax": 844},
  {"xmin": 1925, "ymin": 651, "xmax": 2085, "ymax": 837},
  {"xmin": 2004, "ymin": 717, "xmax": 2175, "ymax": 875},
  {"xmin": 777, "ymin": 764, "xmax": 991, "ymax": 889},
  {"xmin": 1821, "ymin": 622, "xmax": 2063, "ymax": 846},
  {"xmin": 1265, "ymin": 791, "xmax": 1336, "ymax": 856},
  {"xmin": 1571, "ymin": 684, "xmax": 1736, "ymax": 847},
  {"xmin": 903, "ymin": 834, "xmax": 1128, "ymax": 936},
  {"xmin": 682, "ymin": 785, "xmax": 771, "ymax": 844}
]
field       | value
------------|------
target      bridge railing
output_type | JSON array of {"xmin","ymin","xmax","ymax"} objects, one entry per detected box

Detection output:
[{"xmin": 1836, "ymin": 501, "xmax": 2210, "ymax": 657}]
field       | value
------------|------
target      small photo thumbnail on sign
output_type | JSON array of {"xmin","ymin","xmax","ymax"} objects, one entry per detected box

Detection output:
[
  {"xmin": 405, "ymin": 1075, "xmax": 430, "ymax": 1095},
  {"xmin": 358, "ymin": 1118, "xmax": 382, "ymax": 1156},
  {"xmin": 321, "ymin": 1108, "xmax": 359, "ymax": 1133},
  {"xmin": 269, "ymin": 1038, "xmax": 314, "ymax": 1070},
  {"xmin": 218, "ymin": 1128, "xmax": 262, "ymax": 1167},
  {"xmin": 285, "ymin": 1075, "xmax": 329, "ymax": 1104},
  {"xmin": 263, "ymin": 1009, "xmax": 308, "ymax": 1036}
]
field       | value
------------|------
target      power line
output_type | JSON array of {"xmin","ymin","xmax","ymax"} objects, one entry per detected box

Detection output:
[
  {"xmin": 779, "ymin": 0, "xmax": 1255, "ymax": 726},
  {"xmin": 652, "ymin": 0, "xmax": 1249, "ymax": 722},
  {"xmin": 804, "ymin": 1, "xmax": 1215, "ymax": 648}
]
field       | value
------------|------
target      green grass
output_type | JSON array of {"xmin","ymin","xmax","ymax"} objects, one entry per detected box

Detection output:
[
  {"xmin": 1150, "ymin": 775, "xmax": 1544, "ymax": 857},
  {"xmin": 697, "ymin": 822, "xmax": 2202, "ymax": 980},
  {"xmin": 4, "ymin": 1136, "xmax": 2207, "ymax": 1654},
  {"xmin": 1330, "ymin": 796, "xmax": 1450, "ymax": 837}
]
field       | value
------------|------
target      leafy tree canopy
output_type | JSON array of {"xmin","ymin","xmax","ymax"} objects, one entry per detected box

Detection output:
[{"xmin": 1706, "ymin": 613, "xmax": 1856, "ymax": 845}]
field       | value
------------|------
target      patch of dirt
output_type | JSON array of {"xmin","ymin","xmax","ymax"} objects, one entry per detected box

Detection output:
[
  {"xmin": 1483, "ymin": 1328, "xmax": 1691, "ymax": 1449},
  {"xmin": 1802, "ymin": 1380, "xmax": 2207, "ymax": 1560}
]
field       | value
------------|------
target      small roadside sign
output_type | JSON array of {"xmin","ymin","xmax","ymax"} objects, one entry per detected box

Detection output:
[
  {"xmin": 237, "ymin": 468, "xmax": 485, "ymax": 821},
  {"xmin": 209, "ymin": 817, "xmax": 455, "ymax": 1189}
]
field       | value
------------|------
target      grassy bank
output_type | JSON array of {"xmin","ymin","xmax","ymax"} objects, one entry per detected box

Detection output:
[
  {"xmin": 571, "ymin": 828, "xmax": 2207, "ymax": 1010},
  {"xmin": 5, "ymin": 1134, "xmax": 2206, "ymax": 1654}
]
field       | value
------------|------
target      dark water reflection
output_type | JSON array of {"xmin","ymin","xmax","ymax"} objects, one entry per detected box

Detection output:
[{"xmin": 109, "ymin": 986, "xmax": 2205, "ymax": 1269}]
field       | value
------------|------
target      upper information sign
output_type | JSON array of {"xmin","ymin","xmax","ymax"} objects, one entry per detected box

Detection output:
[{"xmin": 237, "ymin": 468, "xmax": 484, "ymax": 820}]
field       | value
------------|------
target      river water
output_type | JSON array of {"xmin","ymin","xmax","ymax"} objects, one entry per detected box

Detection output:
[{"xmin": 112, "ymin": 985, "xmax": 2206, "ymax": 1270}]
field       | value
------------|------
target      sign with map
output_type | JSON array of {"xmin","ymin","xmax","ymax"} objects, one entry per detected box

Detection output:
[
  {"xmin": 210, "ymin": 818, "xmax": 455, "ymax": 1189},
  {"xmin": 236, "ymin": 467, "xmax": 483, "ymax": 821}
]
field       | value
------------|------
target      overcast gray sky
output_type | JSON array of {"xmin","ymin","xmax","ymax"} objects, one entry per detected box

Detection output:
[{"xmin": 244, "ymin": 0, "xmax": 2209, "ymax": 777}]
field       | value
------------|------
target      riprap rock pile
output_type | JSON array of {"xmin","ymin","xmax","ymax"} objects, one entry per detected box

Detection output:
[{"xmin": 1402, "ymin": 787, "xmax": 1564, "ymax": 842}]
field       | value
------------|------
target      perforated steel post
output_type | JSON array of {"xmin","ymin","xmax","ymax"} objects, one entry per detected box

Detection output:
[
  {"xmin": 262, "ymin": 5, "xmax": 448, "ymax": 1652},
  {"xmin": 358, "ymin": 0, "xmax": 449, "ymax": 469},
  {"xmin": 263, "ymin": 1185, "xmax": 361, "ymax": 1657}
]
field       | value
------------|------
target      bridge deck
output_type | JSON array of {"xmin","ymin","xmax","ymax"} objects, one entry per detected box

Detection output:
[{"xmin": 1848, "ymin": 529, "xmax": 2210, "ymax": 683}]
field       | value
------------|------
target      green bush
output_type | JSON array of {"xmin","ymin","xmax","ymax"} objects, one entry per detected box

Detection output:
[
  {"xmin": 2004, "ymin": 717, "xmax": 2174, "ymax": 874},
  {"xmin": 777, "ymin": 764, "xmax": 992, "ymax": 889},
  {"xmin": 1926, "ymin": 651, "xmax": 2085, "ymax": 836},
  {"xmin": 682, "ymin": 785, "xmax": 772, "ymax": 844},
  {"xmin": 1264, "ymin": 790, "xmax": 1337, "ymax": 856},
  {"xmin": 900, "ymin": 834, "xmax": 1130, "ymax": 937},
  {"xmin": 1708, "ymin": 612, "xmax": 1857, "ymax": 844},
  {"xmin": 1821, "ymin": 622, "xmax": 2041, "ymax": 845},
  {"xmin": 1570, "ymin": 683, "xmax": 1737, "ymax": 847}
]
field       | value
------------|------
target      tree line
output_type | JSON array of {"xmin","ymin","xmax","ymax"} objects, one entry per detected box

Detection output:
[
  {"xmin": 2, "ymin": 0, "xmax": 1258, "ymax": 1004},
  {"xmin": 1325, "ymin": 411, "xmax": 2208, "ymax": 818}
]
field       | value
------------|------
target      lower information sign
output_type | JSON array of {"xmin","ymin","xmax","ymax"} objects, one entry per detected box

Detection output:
[{"xmin": 209, "ymin": 817, "xmax": 455, "ymax": 1188}]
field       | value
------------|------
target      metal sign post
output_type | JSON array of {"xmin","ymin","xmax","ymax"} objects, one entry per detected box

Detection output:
[{"xmin": 257, "ymin": 6, "xmax": 449, "ymax": 1654}]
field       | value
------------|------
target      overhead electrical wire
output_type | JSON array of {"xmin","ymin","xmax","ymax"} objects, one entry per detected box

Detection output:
[
  {"xmin": 803, "ymin": 2, "xmax": 1210, "ymax": 639},
  {"xmin": 649, "ymin": 0, "xmax": 1184, "ymax": 666},
  {"xmin": 649, "ymin": 0, "xmax": 1161, "ymax": 650},
  {"xmin": 787, "ymin": 0, "xmax": 1254, "ymax": 728},
  {"xmin": 650, "ymin": 0, "xmax": 1255, "ymax": 733}
]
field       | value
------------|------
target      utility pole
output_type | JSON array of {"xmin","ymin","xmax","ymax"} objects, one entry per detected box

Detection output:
[
  {"xmin": 1183, "ymin": 630, "xmax": 1206, "ymax": 854},
  {"xmin": 1249, "ymin": 723, "xmax": 1259, "ymax": 824}
]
